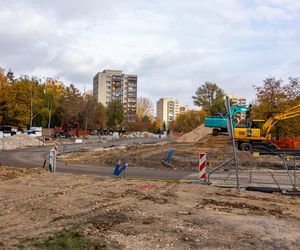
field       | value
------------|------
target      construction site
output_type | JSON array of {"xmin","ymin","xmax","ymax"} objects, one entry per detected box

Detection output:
[
  {"xmin": 1, "ymin": 1, "xmax": 300, "ymax": 249},
  {"xmin": 1, "ymin": 117, "xmax": 300, "ymax": 249}
]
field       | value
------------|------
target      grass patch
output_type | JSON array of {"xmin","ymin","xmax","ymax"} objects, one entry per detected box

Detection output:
[{"xmin": 36, "ymin": 230, "xmax": 105, "ymax": 250}]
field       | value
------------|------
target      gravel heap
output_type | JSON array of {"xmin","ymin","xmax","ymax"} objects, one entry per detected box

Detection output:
[
  {"xmin": 0, "ymin": 134, "xmax": 43, "ymax": 150},
  {"xmin": 176, "ymin": 124, "xmax": 212, "ymax": 143}
]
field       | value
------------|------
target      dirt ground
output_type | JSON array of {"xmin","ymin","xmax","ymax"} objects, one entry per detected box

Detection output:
[
  {"xmin": 0, "ymin": 167, "xmax": 299, "ymax": 249},
  {"xmin": 62, "ymin": 135, "xmax": 298, "ymax": 171}
]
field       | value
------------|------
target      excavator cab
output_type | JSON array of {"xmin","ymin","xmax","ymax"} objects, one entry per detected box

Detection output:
[
  {"xmin": 234, "ymin": 119, "xmax": 265, "ymax": 139},
  {"xmin": 250, "ymin": 119, "xmax": 264, "ymax": 129}
]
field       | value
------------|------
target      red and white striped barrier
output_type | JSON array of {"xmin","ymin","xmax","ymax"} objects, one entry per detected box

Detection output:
[
  {"xmin": 52, "ymin": 142, "xmax": 59, "ymax": 153},
  {"xmin": 199, "ymin": 152, "xmax": 207, "ymax": 181}
]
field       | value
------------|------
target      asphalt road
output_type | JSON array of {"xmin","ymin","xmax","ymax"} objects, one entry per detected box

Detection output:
[
  {"xmin": 0, "ymin": 138, "xmax": 195, "ymax": 180},
  {"xmin": 1, "ymin": 138, "xmax": 298, "ymax": 188}
]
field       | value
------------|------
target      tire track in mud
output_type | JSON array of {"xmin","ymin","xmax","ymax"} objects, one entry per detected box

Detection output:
[{"xmin": 195, "ymin": 197, "xmax": 300, "ymax": 220}]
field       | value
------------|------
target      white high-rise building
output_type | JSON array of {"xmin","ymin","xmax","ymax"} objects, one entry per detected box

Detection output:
[
  {"xmin": 93, "ymin": 69, "xmax": 137, "ymax": 121},
  {"xmin": 156, "ymin": 97, "xmax": 190, "ymax": 128}
]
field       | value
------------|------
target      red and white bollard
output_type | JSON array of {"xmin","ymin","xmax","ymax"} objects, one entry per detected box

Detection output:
[
  {"xmin": 53, "ymin": 142, "xmax": 59, "ymax": 153},
  {"xmin": 199, "ymin": 152, "xmax": 207, "ymax": 181}
]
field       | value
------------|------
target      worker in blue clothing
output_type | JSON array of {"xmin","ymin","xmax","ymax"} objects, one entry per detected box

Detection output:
[{"xmin": 114, "ymin": 159, "xmax": 128, "ymax": 176}]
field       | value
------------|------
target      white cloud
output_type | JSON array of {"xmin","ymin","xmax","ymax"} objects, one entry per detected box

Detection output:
[{"xmin": 0, "ymin": 0, "xmax": 299, "ymax": 107}]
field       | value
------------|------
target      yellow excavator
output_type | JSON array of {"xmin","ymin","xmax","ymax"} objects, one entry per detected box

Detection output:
[{"xmin": 234, "ymin": 103, "xmax": 300, "ymax": 151}]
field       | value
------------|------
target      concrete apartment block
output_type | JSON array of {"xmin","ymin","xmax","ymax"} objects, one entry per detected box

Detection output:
[
  {"xmin": 93, "ymin": 69, "xmax": 137, "ymax": 121},
  {"xmin": 156, "ymin": 97, "xmax": 190, "ymax": 128}
]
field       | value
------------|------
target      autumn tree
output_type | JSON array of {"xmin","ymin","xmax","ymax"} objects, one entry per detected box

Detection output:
[
  {"xmin": 0, "ymin": 68, "xmax": 9, "ymax": 124},
  {"xmin": 253, "ymin": 77, "xmax": 286, "ymax": 118},
  {"xmin": 283, "ymin": 77, "xmax": 300, "ymax": 103},
  {"xmin": 5, "ymin": 78, "xmax": 32, "ymax": 127},
  {"xmin": 192, "ymin": 82, "xmax": 225, "ymax": 115},
  {"xmin": 252, "ymin": 77, "xmax": 300, "ymax": 137},
  {"xmin": 27, "ymin": 77, "xmax": 44, "ymax": 127},
  {"xmin": 125, "ymin": 115, "xmax": 156, "ymax": 132},
  {"xmin": 59, "ymin": 84, "xmax": 83, "ymax": 123},
  {"xmin": 43, "ymin": 78, "xmax": 62, "ymax": 128},
  {"xmin": 162, "ymin": 121, "xmax": 167, "ymax": 131},
  {"xmin": 0, "ymin": 70, "xmax": 42, "ymax": 127},
  {"xmin": 80, "ymin": 95, "xmax": 106, "ymax": 130},
  {"xmin": 6, "ymin": 69, "xmax": 15, "ymax": 84},
  {"xmin": 106, "ymin": 100, "xmax": 124, "ymax": 130},
  {"xmin": 156, "ymin": 118, "xmax": 161, "ymax": 130}
]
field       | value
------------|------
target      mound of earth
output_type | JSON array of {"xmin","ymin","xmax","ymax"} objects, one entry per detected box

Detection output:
[
  {"xmin": 0, "ymin": 134, "xmax": 43, "ymax": 150},
  {"xmin": 177, "ymin": 124, "xmax": 212, "ymax": 143}
]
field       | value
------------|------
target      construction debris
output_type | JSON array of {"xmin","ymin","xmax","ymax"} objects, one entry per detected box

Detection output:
[
  {"xmin": 176, "ymin": 124, "xmax": 212, "ymax": 143},
  {"xmin": 161, "ymin": 148, "xmax": 174, "ymax": 167},
  {"xmin": 0, "ymin": 134, "xmax": 43, "ymax": 150},
  {"xmin": 126, "ymin": 131, "xmax": 160, "ymax": 139}
]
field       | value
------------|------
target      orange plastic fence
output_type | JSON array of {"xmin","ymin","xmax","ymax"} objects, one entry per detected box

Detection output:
[{"xmin": 273, "ymin": 137, "xmax": 300, "ymax": 149}]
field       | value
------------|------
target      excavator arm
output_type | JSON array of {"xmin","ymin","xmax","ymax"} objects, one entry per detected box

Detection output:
[{"xmin": 262, "ymin": 103, "xmax": 300, "ymax": 135}]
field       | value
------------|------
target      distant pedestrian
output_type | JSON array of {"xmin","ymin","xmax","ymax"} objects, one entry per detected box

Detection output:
[{"xmin": 113, "ymin": 159, "xmax": 128, "ymax": 176}]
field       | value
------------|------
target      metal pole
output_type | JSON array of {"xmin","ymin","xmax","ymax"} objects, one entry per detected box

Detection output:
[
  {"xmin": 281, "ymin": 154, "xmax": 296, "ymax": 190},
  {"xmin": 226, "ymin": 96, "xmax": 240, "ymax": 188},
  {"xmin": 232, "ymin": 135, "xmax": 240, "ymax": 189},
  {"xmin": 30, "ymin": 83, "xmax": 33, "ymax": 128},
  {"xmin": 207, "ymin": 157, "xmax": 234, "ymax": 183},
  {"xmin": 270, "ymin": 171, "xmax": 281, "ymax": 189},
  {"xmin": 53, "ymin": 150, "xmax": 57, "ymax": 172}
]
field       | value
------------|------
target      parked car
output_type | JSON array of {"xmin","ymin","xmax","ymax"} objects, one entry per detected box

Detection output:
[
  {"xmin": 0, "ymin": 125, "xmax": 18, "ymax": 136},
  {"xmin": 24, "ymin": 130, "xmax": 36, "ymax": 135}
]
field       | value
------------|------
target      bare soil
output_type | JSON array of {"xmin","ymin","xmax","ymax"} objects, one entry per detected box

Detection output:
[
  {"xmin": 0, "ymin": 168, "xmax": 299, "ymax": 249},
  {"xmin": 176, "ymin": 124, "xmax": 212, "ymax": 143},
  {"xmin": 62, "ymin": 135, "xmax": 295, "ymax": 171},
  {"xmin": 0, "ymin": 166, "xmax": 45, "ymax": 180}
]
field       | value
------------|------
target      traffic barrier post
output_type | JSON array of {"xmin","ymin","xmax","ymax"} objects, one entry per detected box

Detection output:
[
  {"xmin": 49, "ymin": 149, "xmax": 57, "ymax": 172},
  {"xmin": 54, "ymin": 142, "xmax": 59, "ymax": 153},
  {"xmin": 199, "ymin": 152, "xmax": 207, "ymax": 181}
]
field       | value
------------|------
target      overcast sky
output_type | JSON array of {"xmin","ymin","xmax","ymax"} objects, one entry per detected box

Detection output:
[{"xmin": 1, "ymin": 0, "xmax": 300, "ymax": 107}]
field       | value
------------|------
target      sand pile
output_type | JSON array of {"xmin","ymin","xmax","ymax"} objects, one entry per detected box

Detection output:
[
  {"xmin": 0, "ymin": 134, "xmax": 43, "ymax": 150},
  {"xmin": 176, "ymin": 124, "xmax": 212, "ymax": 143}
]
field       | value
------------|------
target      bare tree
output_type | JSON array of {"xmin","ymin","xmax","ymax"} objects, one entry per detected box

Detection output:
[{"xmin": 136, "ymin": 97, "xmax": 153, "ymax": 118}]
